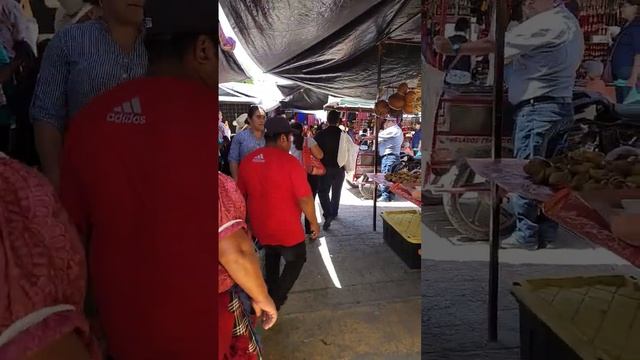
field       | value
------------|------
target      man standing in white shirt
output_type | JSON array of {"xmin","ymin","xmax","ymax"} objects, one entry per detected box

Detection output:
[
  {"xmin": 376, "ymin": 118, "xmax": 404, "ymax": 202},
  {"xmin": 434, "ymin": 0, "xmax": 584, "ymax": 249}
]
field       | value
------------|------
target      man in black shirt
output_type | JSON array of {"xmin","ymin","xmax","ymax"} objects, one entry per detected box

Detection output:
[{"xmin": 314, "ymin": 110, "xmax": 344, "ymax": 230}]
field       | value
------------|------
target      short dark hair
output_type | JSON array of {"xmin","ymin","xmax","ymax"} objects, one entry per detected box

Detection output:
[
  {"xmin": 144, "ymin": 32, "xmax": 217, "ymax": 66},
  {"xmin": 248, "ymin": 105, "xmax": 265, "ymax": 119},
  {"xmin": 327, "ymin": 110, "xmax": 340, "ymax": 125},
  {"xmin": 454, "ymin": 18, "xmax": 470, "ymax": 33},
  {"xmin": 265, "ymin": 132, "xmax": 291, "ymax": 144}
]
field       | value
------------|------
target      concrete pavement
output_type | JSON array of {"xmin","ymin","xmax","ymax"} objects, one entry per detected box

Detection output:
[
  {"xmin": 262, "ymin": 184, "xmax": 422, "ymax": 359},
  {"xmin": 421, "ymin": 204, "xmax": 640, "ymax": 359}
]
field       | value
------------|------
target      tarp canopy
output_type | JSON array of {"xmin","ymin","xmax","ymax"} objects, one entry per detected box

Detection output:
[
  {"xmin": 324, "ymin": 97, "xmax": 375, "ymax": 111},
  {"xmin": 218, "ymin": 84, "xmax": 259, "ymax": 104},
  {"xmin": 219, "ymin": 46, "xmax": 249, "ymax": 83},
  {"xmin": 219, "ymin": 0, "xmax": 420, "ymax": 100},
  {"xmin": 277, "ymin": 84, "xmax": 329, "ymax": 111}
]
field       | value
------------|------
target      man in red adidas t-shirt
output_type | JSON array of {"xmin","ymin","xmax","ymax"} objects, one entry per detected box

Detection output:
[
  {"xmin": 59, "ymin": 1, "xmax": 274, "ymax": 359},
  {"xmin": 238, "ymin": 116, "xmax": 321, "ymax": 310}
]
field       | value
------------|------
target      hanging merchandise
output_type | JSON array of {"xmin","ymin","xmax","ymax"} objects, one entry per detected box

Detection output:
[
  {"xmin": 580, "ymin": 0, "xmax": 625, "ymax": 61},
  {"xmin": 307, "ymin": 114, "xmax": 317, "ymax": 126}
]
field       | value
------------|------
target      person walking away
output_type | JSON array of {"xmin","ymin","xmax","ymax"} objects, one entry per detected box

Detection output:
[
  {"xmin": 59, "ymin": 1, "xmax": 240, "ymax": 358},
  {"xmin": 434, "ymin": 0, "xmax": 583, "ymax": 249},
  {"xmin": 444, "ymin": 17, "xmax": 473, "ymax": 85},
  {"xmin": 237, "ymin": 116, "xmax": 321, "ymax": 310},
  {"xmin": 219, "ymin": 172, "xmax": 277, "ymax": 359},
  {"xmin": 314, "ymin": 110, "xmax": 344, "ymax": 230},
  {"xmin": 228, "ymin": 105, "xmax": 266, "ymax": 180},
  {"xmin": 375, "ymin": 118, "xmax": 404, "ymax": 202},
  {"xmin": 30, "ymin": 0, "xmax": 147, "ymax": 192},
  {"xmin": 291, "ymin": 121, "xmax": 324, "ymax": 236},
  {"xmin": 0, "ymin": 153, "xmax": 98, "ymax": 359},
  {"xmin": 609, "ymin": 0, "xmax": 640, "ymax": 103}
]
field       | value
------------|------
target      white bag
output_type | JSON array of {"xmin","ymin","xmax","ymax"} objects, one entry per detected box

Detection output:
[
  {"xmin": 345, "ymin": 141, "xmax": 359, "ymax": 172},
  {"xmin": 337, "ymin": 131, "xmax": 355, "ymax": 170}
]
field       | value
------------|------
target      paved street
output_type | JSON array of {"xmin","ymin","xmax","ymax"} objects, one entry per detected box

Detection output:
[
  {"xmin": 421, "ymin": 204, "xmax": 640, "ymax": 359},
  {"xmin": 262, "ymin": 184, "xmax": 422, "ymax": 359}
]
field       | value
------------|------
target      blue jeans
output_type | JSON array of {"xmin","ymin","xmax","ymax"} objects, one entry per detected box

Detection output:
[
  {"xmin": 380, "ymin": 153, "xmax": 400, "ymax": 200},
  {"xmin": 511, "ymin": 101, "xmax": 573, "ymax": 244}
]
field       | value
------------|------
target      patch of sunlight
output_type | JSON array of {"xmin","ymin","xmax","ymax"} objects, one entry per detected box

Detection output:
[{"xmin": 318, "ymin": 237, "xmax": 342, "ymax": 288}]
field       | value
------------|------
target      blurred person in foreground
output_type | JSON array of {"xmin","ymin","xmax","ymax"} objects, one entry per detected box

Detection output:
[
  {"xmin": 0, "ymin": 153, "xmax": 97, "ymax": 359},
  {"xmin": 58, "ymin": 0, "xmax": 276, "ymax": 358},
  {"xmin": 238, "ymin": 116, "xmax": 321, "ymax": 311},
  {"xmin": 435, "ymin": 0, "xmax": 583, "ymax": 250}
]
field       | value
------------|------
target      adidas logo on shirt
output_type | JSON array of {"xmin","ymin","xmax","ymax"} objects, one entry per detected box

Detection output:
[
  {"xmin": 253, "ymin": 154, "xmax": 265, "ymax": 163},
  {"xmin": 106, "ymin": 97, "xmax": 146, "ymax": 125}
]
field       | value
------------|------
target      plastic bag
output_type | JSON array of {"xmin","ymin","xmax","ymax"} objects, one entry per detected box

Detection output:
[{"xmin": 303, "ymin": 138, "xmax": 326, "ymax": 175}]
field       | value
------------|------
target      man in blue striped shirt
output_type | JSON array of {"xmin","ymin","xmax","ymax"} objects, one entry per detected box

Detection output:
[{"xmin": 30, "ymin": 0, "xmax": 147, "ymax": 191}]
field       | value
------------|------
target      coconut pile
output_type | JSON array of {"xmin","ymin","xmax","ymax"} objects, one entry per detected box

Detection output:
[
  {"xmin": 523, "ymin": 150, "xmax": 640, "ymax": 191},
  {"xmin": 374, "ymin": 82, "xmax": 421, "ymax": 117}
]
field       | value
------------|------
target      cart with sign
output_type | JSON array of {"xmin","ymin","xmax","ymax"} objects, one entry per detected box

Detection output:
[{"xmin": 423, "ymin": 0, "xmax": 516, "ymax": 240}]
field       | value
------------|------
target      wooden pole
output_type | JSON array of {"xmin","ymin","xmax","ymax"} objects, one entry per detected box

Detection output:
[
  {"xmin": 373, "ymin": 43, "xmax": 384, "ymax": 232},
  {"xmin": 488, "ymin": 0, "xmax": 507, "ymax": 343}
]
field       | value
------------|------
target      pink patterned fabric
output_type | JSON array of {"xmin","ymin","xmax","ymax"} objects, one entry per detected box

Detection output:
[
  {"xmin": 218, "ymin": 172, "xmax": 248, "ymax": 293},
  {"xmin": 0, "ymin": 155, "xmax": 98, "ymax": 359}
]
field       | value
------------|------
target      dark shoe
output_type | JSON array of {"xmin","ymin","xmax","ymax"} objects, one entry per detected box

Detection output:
[
  {"xmin": 500, "ymin": 234, "xmax": 539, "ymax": 250},
  {"xmin": 377, "ymin": 197, "xmax": 392, "ymax": 203},
  {"xmin": 323, "ymin": 219, "xmax": 332, "ymax": 230}
]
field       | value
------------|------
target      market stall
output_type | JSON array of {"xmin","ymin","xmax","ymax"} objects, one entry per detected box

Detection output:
[
  {"xmin": 421, "ymin": 0, "xmax": 640, "ymax": 347},
  {"xmin": 421, "ymin": 0, "xmax": 628, "ymax": 241}
]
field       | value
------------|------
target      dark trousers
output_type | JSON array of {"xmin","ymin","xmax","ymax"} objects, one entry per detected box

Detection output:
[
  {"xmin": 318, "ymin": 167, "xmax": 345, "ymax": 220},
  {"xmin": 264, "ymin": 241, "xmax": 307, "ymax": 309},
  {"xmin": 304, "ymin": 174, "xmax": 320, "ymax": 234}
]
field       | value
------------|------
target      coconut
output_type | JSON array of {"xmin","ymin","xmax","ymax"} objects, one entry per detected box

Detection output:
[
  {"xmin": 397, "ymin": 83, "xmax": 409, "ymax": 95},
  {"xmin": 374, "ymin": 100, "xmax": 390, "ymax": 117},
  {"xmin": 388, "ymin": 93, "xmax": 406, "ymax": 110},
  {"xmin": 405, "ymin": 90, "xmax": 418, "ymax": 103}
]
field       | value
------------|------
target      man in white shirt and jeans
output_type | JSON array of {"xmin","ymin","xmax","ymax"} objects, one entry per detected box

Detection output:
[
  {"xmin": 376, "ymin": 118, "xmax": 404, "ymax": 202},
  {"xmin": 434, "ymin": 0, "xmax": 584, "ymax": 249}
]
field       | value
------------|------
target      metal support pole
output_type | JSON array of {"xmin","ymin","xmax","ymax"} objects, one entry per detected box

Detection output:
[
  {"xmin": 373, "ymin": 43, "xmax": 384, "ymax": 232},
  {"xmin": 488, "ymin": 0, "xmax": 507, "ymax": 343}
]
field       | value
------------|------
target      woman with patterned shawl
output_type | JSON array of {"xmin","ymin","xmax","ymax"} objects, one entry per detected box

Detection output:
[{"xmin": 218, "ymin": 172, "xmax": 277, "ymax": 359}]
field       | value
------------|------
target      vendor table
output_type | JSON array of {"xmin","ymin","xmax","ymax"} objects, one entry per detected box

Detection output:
[
  {"xmin": 368, "ymin": 173, "xmax": 422, "ymax": 208},
  {"xmin": 467, "ymin": 158, "xmax": 640, "ymax": 339}
]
